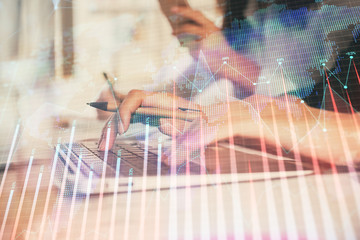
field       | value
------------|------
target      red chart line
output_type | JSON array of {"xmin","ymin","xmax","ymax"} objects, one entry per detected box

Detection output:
[{"xmin": 353, "ymin": 61, "xmax": 360, "ymax": 85}]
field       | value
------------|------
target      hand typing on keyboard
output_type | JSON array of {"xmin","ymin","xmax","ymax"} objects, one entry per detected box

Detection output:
[
  {"xmin": 98, "ymin": 90, "xmax": 360, "ymax": 167},
  {"xmin": 97, "ymin": 90, "xmax": 200, "ymax": 151}
]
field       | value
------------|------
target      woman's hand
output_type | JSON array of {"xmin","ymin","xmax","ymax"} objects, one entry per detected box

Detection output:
[
  {"xmin": 169, "ymin": 6, "xmax": 260, "ymax": 91},
  {"xmin": 158, "ymin": 96, "xmax": 270, "ymax": 166},
  {"xmin": 98, "ymin": 89, "xmax": 200, "ymax": 151},
  {"xmin": 158, "ymin": 94, "xmax": 324, "ymax": 167},
  {"xmin": 160, "ymin": 94, "xmax": 360, "ymax": 168},
  {"xmin": 99, "ymin": 91, "xmax": 360, "ymax": 167},
  {"xmin": 95, "ymin": 87, "xmax": 126, "ymax": 120},
  {"xmin": 171, "ymin": 6, "xmax": 220, "ymax": 40}
]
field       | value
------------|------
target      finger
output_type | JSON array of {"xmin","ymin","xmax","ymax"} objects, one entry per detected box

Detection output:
[
  {"xmin": 96, "ymin": 87, "xmax": 118, "ymax": 120},
  {"xmin": 118, "ymin": 89, "xmax": 147, "ymax": 133},
  {"xmin": 163, "ymin": 118, "xmax": 210, "ymax": 165},
  {"xmin": 118, "ymin": 90, "xmax": 201, "ymax": 134},
  {"xmin": 159, "ymin": 118, "xmax": 187, "ymax": 136},
  {"xmin": 171, "ymin": 6, "xmax": 213, "ymax": 26},
  {"xmin": 172, "ymin": 24, "xmax": 206, "ymax": 37},
  {"xmin": 98, "ymin": 114, "xmax": 118, "ymax": 151},
  {"xmin": 142, "ymin": 92, "xmax": 200, "ymax": 111}
]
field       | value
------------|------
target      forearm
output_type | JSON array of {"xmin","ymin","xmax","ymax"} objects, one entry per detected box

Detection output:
[{"xmin": 261, "ymin": 104, "xmax": 360, "ymax": 165}]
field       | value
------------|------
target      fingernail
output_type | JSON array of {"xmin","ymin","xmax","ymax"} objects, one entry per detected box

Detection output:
[{"xmin": 98, "ymin": 138, "xmax": 104, "ymax": 151}]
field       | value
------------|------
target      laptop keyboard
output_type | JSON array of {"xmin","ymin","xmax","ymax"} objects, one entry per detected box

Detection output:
[{"xmin": 58, "ymin": 142, "xmax": 170, "ymax": 177}]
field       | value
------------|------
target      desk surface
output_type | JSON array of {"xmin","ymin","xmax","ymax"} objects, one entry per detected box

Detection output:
[
  {"xmin": 0, "ymin": 114, "xmax": 359, "ymax": 240},
  {"xmin": 0, "ymin": 153, "xmax": 359, "ymax": 239}
]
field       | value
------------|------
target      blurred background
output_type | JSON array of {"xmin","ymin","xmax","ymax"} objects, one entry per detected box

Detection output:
[{"xmin": 0, "ymin": 0, "xmax": 222, "ymax": 162}]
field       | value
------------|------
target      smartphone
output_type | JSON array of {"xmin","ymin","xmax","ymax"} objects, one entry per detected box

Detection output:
[
  {"xmin": 158, "ymin": 0, "xmax": 201, "ymax": 46},
  {"xmin": 158, "ymin": 0, "xmax": 194, "ymax": 27}
]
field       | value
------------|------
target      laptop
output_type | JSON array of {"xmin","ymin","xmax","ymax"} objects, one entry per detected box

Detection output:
[{"xmin": 54, "ymin": 136, "xmax": 314, "ymax": 194}]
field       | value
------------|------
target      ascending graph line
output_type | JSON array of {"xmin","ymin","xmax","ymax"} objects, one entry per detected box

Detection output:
[
  {"xmin": 174, "ymin": 55, "xmax": 257, "ymax": 93},
  {"xmin": 201, "ymin": 75, "xmax": 216, "ymax": 91},
  {"xmin": 214, "ymin": 140, "xmax": 227, "ymax": 239},
  {"xmin": 193, "ymin": 53, "xmax": 217, "ymax": 92},
  {"xmin": 280, "ymin": 67, "xmax": 319, "ymax": 239},
  {"xmin": 266, "ymin": 85, "xmax": 298, "ymax": 237},
  {"xmin": 25, "ymin": 166, "xmax": 44, "ymax": 240},
  {"xmin": 109, "ymin": 151, "xmax": 121, "ymax": 240},
  {"xmin": 169, "ymin": 56, "xmax": 360, "ymax": 168},
  {"xmin": 94, "ymin": 124, "xmax": 112, "ymax": 240},
  {"xmin": 198, "ymin": 97, "xmax": 210, "ymax": 239},
  {"xmin": 224, "ymin": 73, "xmax": 245, "ymax": 239},
  {"xmin": 168, "ymin": 79, "xmax": 178, "ymax": 239},
  {"xmin": 173, "ymin": 67, "xmax": 201, "ymax": 91},
  {"xmin": 300, "ymin": 100, "xmax": 325, "ymax": 128},
  {"xmin": 254, "ymin": 94, "xmax": 281, "ymax": 240},
  {"xmin": 38, "ymin": 139, "xmax": 61, "ymax": 240},
  {"xmin": 52, "ymin": 121, "xmax": 76, "ymax": 240},
  {"xmin": 302, "ymin": 106, "xmax": 337, "ymax": 240},
  {"xmin": 0, "ymin": 184, "xmax": 15, "ymax": 239},
  {"xmin": 321, "ymin": 86, "xmax": 327, "ymax": 129},
  {"xmin": 194, "ymin": 51, "xmax": 212, "ymax": 85},
  {"xmin": 0, "ymin": 119, "xmax": 21, "ymax": 198},
  {"xmin": 280, "ymin": 66, "xmax": 306, "ymax": 97},
  {"xmin": 181, "ymin": 51, "xmax": 357, "ymax": 102},
  {"xmin": 79, "ymin": 170, "xmax": 93, "ymax": 240},
  {"xmin": 249, "ymin": 96, "xmax": 267, "ymax": 240},
  {"xmin": 212, "ymin": 62, "xmax": 226, "ymax": 76},
  {"xmin": 161, "ymin": 89, "xmax": 323, "ymax": 158},
  {"xmin": 345, "ymin": 57, "xmax": 353, "ymax": 87},
  {"xmin": 324, "ymin": 68, "xmax": 354, "ymax": 163},
  {"xmin": 324, "ymin": 66, "xmax": 345, "ymax": 86},
  {"xmin": 353, "ymin": 60, "xmax": 360, "ymax": 84},
  {"xmin": 345, "ymin": 91, "xmax": 360, "ymax": 137},
  {"xmin": 267, "ymin": 64, "xmax": 281, "ymax": 83},
  {"xmin": 10, "ymin": 150, "xmax": 35, "ymax": 240},
  {"xmin": 105, "ymin": 72, "xmax": 125, "ymax": 134},
  {"xmin": 184, "ymin": 136, "xmax": 194, "ymax": 239},
  {"xmin": 282, "ymin": 121, "xmax": 321, "ymax": 154},
  {"xmin": 324, "ymin": 67, "xmax": 360, "ymax": 221},
  {"xmin": 65, "ymin": 155, "xmax": 83, "ymax": 240},
  {"xmin": 154, "ymin": 139, "xmax": 162, "ymax": 240},
  {"xmin": 324, "ymin": 137, "xmax": 357, "ymax": 240},
  {"xmin": 139, "ymin": 119, "xmax": 150, "ymax": 240},
  {"xmin": 123, "ymin": 169, "xmax": 133, "ymax": 240}
]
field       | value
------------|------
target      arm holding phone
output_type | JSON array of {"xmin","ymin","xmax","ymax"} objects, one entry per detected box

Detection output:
[
  {"xmin": 97, "ymin": 1, "xmax": 360, "ymax": 167},
  {"xmin": 168, "ymin": 5, "xmax": 260, "ymax": 93}
]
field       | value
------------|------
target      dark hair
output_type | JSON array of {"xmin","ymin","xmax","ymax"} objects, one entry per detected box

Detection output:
[
  {"xmin": 222, "ymin": 0, "xmax": 248, "ymax": 29},
  {"xmin": 223, "ymin": 0, "xmax": 319, "ymax": 29}
]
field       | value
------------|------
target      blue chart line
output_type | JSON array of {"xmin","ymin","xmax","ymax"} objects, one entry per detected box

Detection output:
[
  {"xmin": 170, "ymin": 53, "xmax": 358, "ymax": 156},
  {"xmin": 345, "ymin": 57, "xmax": 353, "ymax": 87},
  {"xmin": 325, "ymin": 66, "xmax": 345, "ymax": 86}
]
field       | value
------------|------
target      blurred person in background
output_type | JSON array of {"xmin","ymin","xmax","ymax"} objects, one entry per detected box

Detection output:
[
  {"xmin": 0, "ymin": 0, "xmax": 54, "ymax": 159},
  {"xmin": 97, "ymin": 0, "xmax": 360, "ymax": 168}
]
